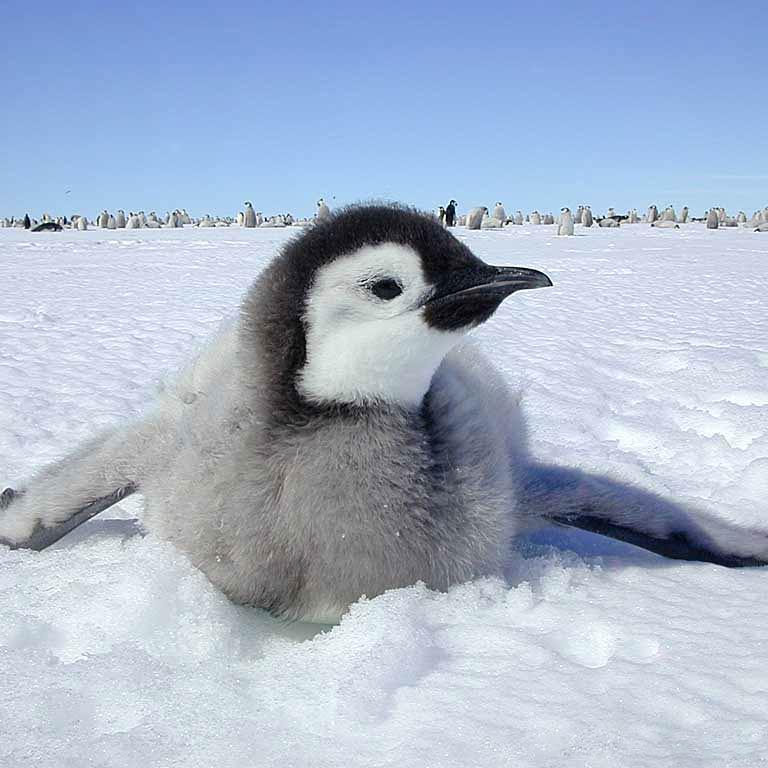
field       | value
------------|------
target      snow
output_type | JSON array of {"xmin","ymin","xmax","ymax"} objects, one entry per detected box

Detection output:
[{"xmin": 1, "ymin": 223, "xmax": 767, "ymax": 767}]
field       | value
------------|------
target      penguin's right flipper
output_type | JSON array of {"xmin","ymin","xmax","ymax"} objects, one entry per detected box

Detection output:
[
  {"xmin": 0, "ymin": 424, "xmax": 148, "ymax": 551},
  {"xmin": 0, "ymin": 484, "xmax": 137, "ymax": 551},
  {"xmin": 521, "ymin": 463, "xmax": 768, "ymax": 568}
]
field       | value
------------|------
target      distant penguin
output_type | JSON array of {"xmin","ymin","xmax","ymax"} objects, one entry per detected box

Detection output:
[
  {"xmin": 574, "ymin": 206, "xmax": 584, "ymax": 224},
  {"xmin": 557, "ymin": 208, "xmax": 574, "ymax": 236},
  {"xmin": 107, "ymin": 215, "xmax": 116, "ymax": 229},
  {"xmin": 582, "ymin": 207, "xmax": 593, "ymax": 227},
  {"xmin": 444, "ymin": 200, "xmax": 457, "ymax": 228},
  {"xmin": 77, "ymin": 216, "xmax": 88, "ymax": 231},
  {"xmin": 125, "ymin": 214, "xmax": 140, "ymax": 229},
  {"xmin": 706, "ymin": 209, "xmax": 719, "ymax": 229},
  {"xmin": 237, "ymin": 211, "xmax": 245, "ymax": 226},
  {"xmin": 662, "ymin": 206, "xmax": 676, "ymax": 222},
  {"xmin": 492, "ymin": 202, "xmax": 507, "ymax": 223},
  {"xmin": 316, "ymin": 199, "xmax": 331, "ymax": 221},
  {"xmin": 98, "ymin": 211, "xmax": 109, "ymax": 228},
  {"xmin": 679, "ymin": 206, "xmax": 689, "ymax": 224},
  {"xmin": 647, "ymin": 205, "xmax": 659, "ymax": 224},
  {"xmin": 115, "ymin": 210, "xmax": 126, "ymax": 228},
  {"xmin": 23, "ymin": 214, "xmax": 31, "ymax": 229},
  {"xmin": 628, "ymin": 209, "xmax": 640, "ymax": 224},
  {"xmin": 530, "ymin": 211, "xmax": 542, "ymax": 225},
  {"xmin": 481, "ymin": 213, "xmax": 504, "ymax": 229},
  {"xmin": 166, "ymin": 211, "xmax": 179, "ymax": 228},
  {"xmin": 598, "ymin": 218, "xmax": 619, "ymax": 228},
  {"xmin": 606, "ymin": 207, "xmax": 616, "ymax": 218},
  {"xmin": 243, "ymin": 202, "xmax": 257, "ymax": 228},
  {"xmin": 256, "ymin": 211, "xmax": 264, "ymax": 227},
  {"xmin": 513, "ymin": 210, "xmax": 524, "ymax": 225},
  {"xmin": 543, "ymin": 213, "xmax": 555, "ymax": 225},
  {"xmin": 466, "ymin": 207, "xmax": 486, "ymax": 230},
  {"xmin": 652, "ymin": 220, "xmax": 680, "ymax": 229},
  {"xmin": 754, "ymin": 222, "xmax": 768, "ymax": 232},
  {"xmin": 31, "ymin": 221, "xmax": 64, "ymax": 232},
  {"xmin": 717, "ymin": 208, "xmax": 726, "ymax": 224}
]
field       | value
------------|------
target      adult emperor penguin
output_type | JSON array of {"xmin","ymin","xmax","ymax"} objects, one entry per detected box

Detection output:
[
  {"xmin": 3, "ymin": 205, "xmax": 767, "ymax": 623},
  {"xmin": 243, "ymin": 202, "xmax": 257, "ymax": 228}
]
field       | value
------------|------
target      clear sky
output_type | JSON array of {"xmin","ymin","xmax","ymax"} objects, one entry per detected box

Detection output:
[{"xmin": 2, "ymin": 0, "xmax": 766, "ymax": 219}]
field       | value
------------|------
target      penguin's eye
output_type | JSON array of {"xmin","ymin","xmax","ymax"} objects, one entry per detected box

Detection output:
[{"xmin": 369, "ymin": 278, "xmax": 403, "ymax": 301}]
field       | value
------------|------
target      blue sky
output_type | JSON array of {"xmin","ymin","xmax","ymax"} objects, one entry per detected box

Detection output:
[{"xmin": 2, "ymin": 0, "xmax": 765, "ymax": 218}]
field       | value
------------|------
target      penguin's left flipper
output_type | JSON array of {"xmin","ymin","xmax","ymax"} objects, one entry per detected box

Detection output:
[
  {"xmin": 0, "ymin": 484, "xmax": 137, "ymax": 551},
  {"xmin": 550, "ymin": 514, "xmax": 768, "ymax": 568},
  {"xmin": 522, "ymin": 463, "xmax": 768, "ymax": 568}
]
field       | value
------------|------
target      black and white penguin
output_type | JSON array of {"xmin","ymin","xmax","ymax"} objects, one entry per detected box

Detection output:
[
  {"xmin": 3, "ymin": 205, "xmax": 766, "ymax": 624},
  {"xmin": 444, "ymin": 200, "xmax": 457, "ymax": 227}
]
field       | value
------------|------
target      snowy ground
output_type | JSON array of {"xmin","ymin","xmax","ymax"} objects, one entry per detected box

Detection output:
[{"xmin": 1, "ymin": 223, "xmax": 767, "ymax": 767}]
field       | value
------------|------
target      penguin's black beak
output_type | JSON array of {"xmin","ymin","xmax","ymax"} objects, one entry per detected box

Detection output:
[{"xmin": 423, "ymin": 264, "xmax": 552, "ymax": 331}]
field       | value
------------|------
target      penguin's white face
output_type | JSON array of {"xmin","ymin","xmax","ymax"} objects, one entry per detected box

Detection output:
[{"xmin": 298, "ymin": 243, "xmax": 464, "ymax": 407}]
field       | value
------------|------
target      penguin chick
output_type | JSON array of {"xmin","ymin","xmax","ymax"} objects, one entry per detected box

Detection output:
[
  {"xmin": 0, "ymin": 204, "xmax": 551, "ymax": 622},
  {"xmin": 557, "ymin": 208, "xmax": 574, "ymax": 236},
  {"xmin": 4, "ymin": 205, "xmax": 767, "ymax": 620}
]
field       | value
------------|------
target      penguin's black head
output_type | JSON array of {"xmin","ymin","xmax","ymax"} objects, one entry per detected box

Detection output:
[{"xmin": 243, "ymin": 204, "xmax": 551, "ymax": 412}]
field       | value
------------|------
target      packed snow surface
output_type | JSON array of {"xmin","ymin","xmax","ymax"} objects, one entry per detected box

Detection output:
[{"xmin": 1, "ymin": 224, "xmax": 767, "ymax": 767}]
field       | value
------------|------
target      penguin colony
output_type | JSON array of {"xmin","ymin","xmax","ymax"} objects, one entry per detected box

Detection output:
[
  {"xmin": 2, "ymin": 203, "xmax": 767, "ymax": 625},
  {"xmin": 3, "ymin": 202, "xmax": 768, "ymax": 232}
]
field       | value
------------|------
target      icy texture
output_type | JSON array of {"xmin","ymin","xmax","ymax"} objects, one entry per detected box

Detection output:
[{"xmin": 1, "ymin": 224, "xmax": 767, "ymax": 767}]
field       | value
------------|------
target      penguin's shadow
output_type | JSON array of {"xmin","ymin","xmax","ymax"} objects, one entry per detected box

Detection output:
[{"xmin": 50, "ymin": 517, "xmax": 145, "ymax": 548}]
